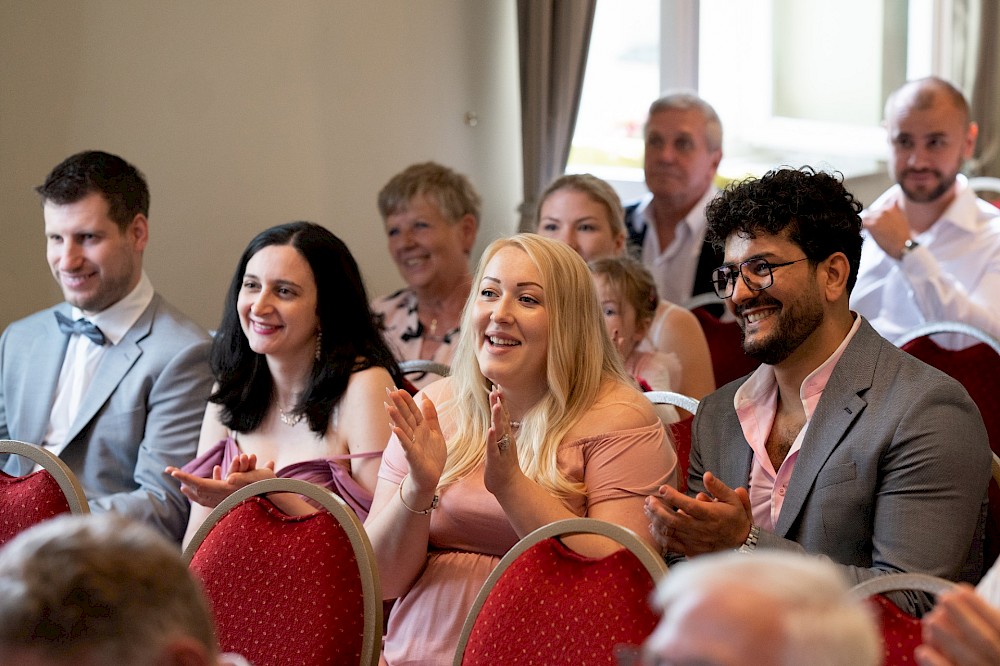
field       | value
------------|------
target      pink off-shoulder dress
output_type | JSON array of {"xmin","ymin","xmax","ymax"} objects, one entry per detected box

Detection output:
[
  {"xmin": 181, "ymin": 434, "xmax": 381, "ymax": 521},
  {"xmin": 377, "ymin": 407, "xmax": 676, "ymax": 665}
]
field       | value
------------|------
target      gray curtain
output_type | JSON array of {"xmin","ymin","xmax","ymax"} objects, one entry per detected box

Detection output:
[
  {"xmin": 516, "ymin": 0, "xmax": 597, "ymax": 231},
  {"xmin": 951, "ymin": 0, "xmax": 1000, "ymax": 177}
]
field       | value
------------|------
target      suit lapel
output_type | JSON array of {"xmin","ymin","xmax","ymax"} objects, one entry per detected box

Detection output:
[
  {"xmin": 22, "ymin": 308, "xmax": 72, "ymax": 446},
  {"xmin": 64, "ymin": 297, "xmax": 157, "ymax": 444},
  {"xmin": 774, "ymin": 320, "xmax": 880, "ymax": 536}
]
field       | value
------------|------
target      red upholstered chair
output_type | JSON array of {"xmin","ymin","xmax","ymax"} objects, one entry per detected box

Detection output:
[
  {"xmin": 850, "ymin": 573, "xmax": 955, "ymax": 666},
  {"xmin": 454, "ymin": 518, "xmax": 666, "ymax": 666},
  {"xmin": 644, "ymin": 392, "xmax": 699, "ymax": 495},
  {"xmin": 0, "ymin": 439, "xmax": 89, "ymax": 546},
  {"xmin": 896, "ymin": 322, "xmax": 1000, "ymax": 572},
  {"xmin": 684, "ymin": 293, "xmax": 761, "ymax": 387},
  {"xmin": 896, "ymin": 322, "xmax": 1000, "ymax": 453},
  {"xmin": 184, "ymin": 478, "xmax": 381, "ymax": 666}
]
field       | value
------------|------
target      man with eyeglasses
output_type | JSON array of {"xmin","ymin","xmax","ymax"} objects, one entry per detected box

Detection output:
[
  {"xmin": 643, "ymin": 167, "xmax": 989, "ymax": 615},
  {"xmin": 851, "ymin": 77, "xmax": 1000, "ymax": 345}
]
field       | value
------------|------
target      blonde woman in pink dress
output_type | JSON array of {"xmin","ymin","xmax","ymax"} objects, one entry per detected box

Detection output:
[{"xmin": 365, "ymin": 234, "xmax": 677, "ymax": 665}]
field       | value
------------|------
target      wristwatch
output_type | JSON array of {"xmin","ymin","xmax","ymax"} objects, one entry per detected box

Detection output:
[
  {"xmin": 901, "ymin": 238, "xmax": 920, "ymax": 257},
  {"xmin": 737, "ymin": 524, "xmax": 760, "ymax": 554}
]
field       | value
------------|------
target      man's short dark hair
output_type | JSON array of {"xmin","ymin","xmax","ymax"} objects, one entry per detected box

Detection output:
[
  {"xmin": 36, "ymin": 150, "xmax": 150, "ymax": 231},
  {"xmin": 705, "ymin": 167, "xmax": 864, "ymax": 292}
]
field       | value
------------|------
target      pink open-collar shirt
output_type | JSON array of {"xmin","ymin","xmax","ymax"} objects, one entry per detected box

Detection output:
[{"xmin": 734, "ymin": 314, "xmax": 862, "ymax": 531}]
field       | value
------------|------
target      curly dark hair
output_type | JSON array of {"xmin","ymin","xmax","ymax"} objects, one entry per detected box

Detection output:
[
  {"xmin": 211, "ymin": 222, "xmax": 402, "ymax": 435},
  {"xmin": 705, "ymin": 167, "xmax": 864, "ymax": 293}
]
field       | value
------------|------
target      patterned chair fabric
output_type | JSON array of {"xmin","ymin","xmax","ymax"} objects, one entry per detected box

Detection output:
[
  {"xmin": 850, "ymin": 572, "xmax": 955, "ymax": 666},
  {"xmin": 0, "ymin": 439, "xmax": 89, "ymax": 545},
  {"xmin": 455, "ymin": 518, "xmax": 666, "ymax": 666},
  {"xmin": 185, "ymin": 478, "xmax": 381, "ymax": 666}
]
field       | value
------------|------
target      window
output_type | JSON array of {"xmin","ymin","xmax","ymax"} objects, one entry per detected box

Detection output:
[{"xmin": 569, "ymin": 0, "xmax": 942, "ymax": 190}]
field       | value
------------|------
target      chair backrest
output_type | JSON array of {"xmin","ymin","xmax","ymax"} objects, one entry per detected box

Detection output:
[
  {"xmin": 0, "ymin": 440, "xmax": 89, "ymax": 546},
  {"xmin": 896, "ymin": 322, "xmax": 1000, "ymax": 455},
  {"xmin": 454, "ymin": 518, "xmax": 666, "ymax": 666},
  {"xmin": 644, "ymin": 392, "xmax": 699, "ymax": 494},
  {"xmin": 399, "ymin": 359, "xmax": 452, "ymax": 395},
  {"xmin": 849, "ymin": 573, "xmax": 956, "ymax": 666},
  {"xmin": 898, "ymin": 325, "xmax": 1000, "ymax": 576},
  {"xmin": 686, "ymin": 303, "xmax": 761, "ymax": 386},
  {"xmin": 184, "ymin": 478, "xmax": 381, "ymax": 666},
  {"xmin": 970, "ymin": 176, "xmax": 1000, "ymax": 207}
]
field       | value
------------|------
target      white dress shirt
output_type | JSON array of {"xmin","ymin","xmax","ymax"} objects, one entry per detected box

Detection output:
[
  {"xmin": 43, "ymin": 273, "xmax": 155, "ymax": 457},
  {"xmin": 851, "ymin": 176, "xmax": 1000, "ymax": 348},
  {"xmin": 634, "ymin": 186, "xmax": 718, "ymax": 305}
]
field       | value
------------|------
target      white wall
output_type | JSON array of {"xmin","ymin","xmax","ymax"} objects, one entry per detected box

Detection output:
[{"xmin": 0, "ymin": 0, "xmax": 522, "ymax": 331}]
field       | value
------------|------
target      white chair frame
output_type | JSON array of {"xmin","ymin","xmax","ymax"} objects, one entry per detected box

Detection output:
[
  {"xmin": 399, "ymin": 359, "xmax": 451, "ymax": 378},
  {"xmin": 643, "ymin": 390, "xmax": 700, "ymax": 415},
  {"xmin": 849, "ymin": 572, "xmax": 955, "ymax": 600},
  {"xmin": 0, "ymin": 439, "xmax": 88, "ymax": 514},
  {"xmin": 894, "ymin": 320, "xmax": 1000, "ymax": 355}
]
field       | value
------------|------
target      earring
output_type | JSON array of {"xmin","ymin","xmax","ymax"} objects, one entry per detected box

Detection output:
[{"xmin": 314, "ymin": 330, "xmax": 322, "ymax": 361}]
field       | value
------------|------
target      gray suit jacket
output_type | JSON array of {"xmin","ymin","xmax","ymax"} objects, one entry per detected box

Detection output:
[
  {"xmin": 689, "ymin": 318, "xmax": 990, "ymax": 612},
  {"xmin": 0, "ymin": 295, "xmax": 213, "ymax": 542}
]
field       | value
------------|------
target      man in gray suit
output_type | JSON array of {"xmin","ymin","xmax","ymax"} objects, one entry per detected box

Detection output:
[
  {"xmin": 0, "ymin": 151, "xmax": 212, "ymax": 542},
  {"xmin": 645, "ymin": 167, "xmax": 990, "ymax": 613}
]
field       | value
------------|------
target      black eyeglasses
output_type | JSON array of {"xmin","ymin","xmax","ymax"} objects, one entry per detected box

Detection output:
[{"xmin": 711, "ymin": 257, "xmax": 809, "ymax": 299}]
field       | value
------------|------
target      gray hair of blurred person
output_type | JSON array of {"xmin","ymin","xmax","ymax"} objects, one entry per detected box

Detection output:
[
  {"xmin": 646, "ymin": 91, "xmax": 724, "ymax": 153},
  {"xmin": 377, "ymin": 161, "xmax": 482, "ymax": 225},
  {"xmin": 537, "ymin": 173, "xmax": 627, "ymax": 238},
  {"xmin": 646, "ymin": 550, "xmax": 881, "ymax": 666},
  {"xmin": 0, "ymin": 514, "xmax": 218, "ymax": 666}
]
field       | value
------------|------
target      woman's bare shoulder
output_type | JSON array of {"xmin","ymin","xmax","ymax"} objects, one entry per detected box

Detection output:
[{"xmin": 576, "ymin": 380, "xmax": 658, "ymax": 433}]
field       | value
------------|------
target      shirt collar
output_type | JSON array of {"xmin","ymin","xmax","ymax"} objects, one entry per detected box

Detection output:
[
  {"xmin": 734, "ymin": 312, "xmax": 862, "ymax": 419},
  {"xmin": 639, "ymin": 185, "xmax": 717, "ymax": 236},
  {"xmin": 72, "ymin": 272, "xmax": 155, "ymax": 346}
]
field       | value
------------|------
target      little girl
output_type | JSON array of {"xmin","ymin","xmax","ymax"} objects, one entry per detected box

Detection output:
[{"xmin": 590, "ymin": 256, "xmax": 681, "ymax": 422}]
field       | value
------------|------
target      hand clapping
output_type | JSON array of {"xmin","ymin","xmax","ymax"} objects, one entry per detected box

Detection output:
[
  {"xmin": 166, "ymin": 453, "xmax": 276, "ymax": 508},
  {"xmin": 384, "ymin": 388, "xmax": 447, "ymax": 495},
  {"xmin": 484, "ymin": 384, "xmax": 525, "ymax": 496}
]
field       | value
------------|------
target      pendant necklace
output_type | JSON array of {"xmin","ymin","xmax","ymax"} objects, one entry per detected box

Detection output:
[{"xmin": 279, "ymin": 407, "xmax": 304, "ymax": 427}]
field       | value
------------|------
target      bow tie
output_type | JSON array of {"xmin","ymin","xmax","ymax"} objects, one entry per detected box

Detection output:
[{"xmin": 54, "ymin": 311, "xmax": 107, "ymax": 346}]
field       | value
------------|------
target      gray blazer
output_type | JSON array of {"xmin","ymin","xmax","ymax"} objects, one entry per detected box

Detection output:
[
  {"xmin": 0, "ymin": 295, "xmax": 213, "ymax": 542},
  {"xmin": 690, "ymin": 318, "xmax": 990, "ymax": 611}
]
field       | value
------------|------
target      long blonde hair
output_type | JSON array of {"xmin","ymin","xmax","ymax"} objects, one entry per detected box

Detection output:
[{"xmin": 438, "ymin": 234, "xmax": 631, "ymax": 500}]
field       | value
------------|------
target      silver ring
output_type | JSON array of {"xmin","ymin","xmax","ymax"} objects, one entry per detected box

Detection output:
[{"xmin": 497, "ymin": 433, "xmax": 511, "ymax": 451}]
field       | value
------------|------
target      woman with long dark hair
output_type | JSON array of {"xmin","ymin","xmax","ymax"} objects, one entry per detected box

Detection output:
[{"xmin": 168, "ymin": 222, "xmax": 401, "ymax": 546}]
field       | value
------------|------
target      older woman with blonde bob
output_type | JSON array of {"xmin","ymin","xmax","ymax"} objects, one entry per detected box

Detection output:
[
  {"xmin": 536, "ymin": 173, "xmax": 715, "ymax": 399},
  {"xmin": 372, "ymin": 162, "xmax": 479, "ymax": 388},
  {"xmin": 366, "ymin": 234, "xmax": 677, "ymax": 664}
]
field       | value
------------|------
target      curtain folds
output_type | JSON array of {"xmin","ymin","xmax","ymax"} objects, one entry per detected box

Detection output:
[
  {"xmin": 516, "ymin": 0, "xmax": 597, "ymax": 231},
  {"xmin": 951, "ymin": 0, "xmax": 1000, "ymax": 177}
]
